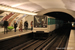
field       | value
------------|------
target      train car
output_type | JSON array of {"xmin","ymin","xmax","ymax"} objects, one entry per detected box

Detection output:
[{"xmin": 33, "ymin": 15, "xmax": 56, "ymax": 33}]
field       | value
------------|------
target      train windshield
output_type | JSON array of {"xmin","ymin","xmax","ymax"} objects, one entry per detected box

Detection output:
[{"xmin": 34, "ymin": 15, "xmax": 47, "ymax": 28}]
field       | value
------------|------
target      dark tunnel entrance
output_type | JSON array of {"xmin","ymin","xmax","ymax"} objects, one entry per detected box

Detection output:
[
  {"xmin": 44, "ymin": 11, "xmax": 75, "ymax": 29},
  {"xmin": 44, "ymin": 11, "xmax": 74, "ymax": 22}
]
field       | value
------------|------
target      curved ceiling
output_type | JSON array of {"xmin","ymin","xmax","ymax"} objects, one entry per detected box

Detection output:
[
  {"xmin": 0, "ymin": 0, "xmax": 75, "ymax": 12},
  {"xmin": 44, "ymin": 11, "xmax": 74, "ymax": 22}
]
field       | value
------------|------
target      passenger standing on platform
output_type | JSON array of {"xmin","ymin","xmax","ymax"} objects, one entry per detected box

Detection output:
[
  {"xmin": 19, "ymin": 20, "xmax": 23, "ymax": 31},
  {"xmin": 14, "ymin": 21, "xmax": 17, "ymax": 32},
  {"xmin": 26, "ymin": 21, "xmax": 28, "ymax": 30},
  {"xmin": 24, "ymin": 21, "xmax": 26, "ymax": 30},
  {"xmin": 31, "ymin": 21, "xmax": 33, "ymax": 30},
  {"xmin": 3, "ymin": 19, "xmax": 9, "ymax": 34},
  {"xmin": 24, "ymin": 21, "xmax": 28, "ymax": 30}
]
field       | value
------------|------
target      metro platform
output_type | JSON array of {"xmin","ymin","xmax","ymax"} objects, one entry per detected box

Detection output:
[
  {"xmin": 0, "ymin": 29, "xmax": 32, "ymax": 41},
  {"xmin": 0, "ymin": 28, "xmax": 75, "ymax": 50},
  {"xmin": 67, "ymin": 29, "xmax": 75, "ymax": 50}
]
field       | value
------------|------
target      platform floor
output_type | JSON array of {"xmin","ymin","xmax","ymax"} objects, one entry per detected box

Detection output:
[
  {"xmin": 0, "ymin": 27, "xmax": 20, "ymax": 33},
  {"xmin": 0, "ymin": 30, "xmax": 32, "ymax": 41},
  {"xmin": 0, "ymin": 28, "xmax": 4, "ymax": 33},
  {"xmin": 67, "ymin": 30, "xmax": 75, "ymax": 50}
]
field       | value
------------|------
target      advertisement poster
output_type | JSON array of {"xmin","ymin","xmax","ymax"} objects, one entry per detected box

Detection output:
[
  {"xmin": 17, "ymin": 14, "xmax": 26, "ymax": 23},
  {"xmin": 0, "ymin": 16, "xmax": 3, "ymax": 20},
  {"xmin": 0, "ymin": 16, "xmax": 3, "ymax": 27}
]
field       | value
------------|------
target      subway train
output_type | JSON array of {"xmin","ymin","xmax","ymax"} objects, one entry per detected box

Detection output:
[{"xmin": 33, "ymin": 15, "xmax": 63, "ymax": 33}]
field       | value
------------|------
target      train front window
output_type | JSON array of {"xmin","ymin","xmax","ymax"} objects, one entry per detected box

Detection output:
[{"xmin": 34, "ymin": 15, "xmax": 47, "ymax": 28}]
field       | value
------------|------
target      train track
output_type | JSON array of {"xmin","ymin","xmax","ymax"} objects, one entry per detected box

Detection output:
[
  {"xmin": 43, "ymin": 29, "xmax": 70, "ymax": 50},
  {"xmin": 9, "ymin": 27, "xmax": 71, "ymax": 50},
  {"xmin": 10, "ymin": 32, "xmax": 57, "ymax": 50},
  {"xmin": 11, "ymin": 34, "xmax": 68, "ymax": 50}
]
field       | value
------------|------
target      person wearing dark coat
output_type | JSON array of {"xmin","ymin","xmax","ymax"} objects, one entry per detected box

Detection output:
[
  {"xmin": 24, "ymin": 21, "xmax": 28, "ymax": 30},
  {"xmin": 14, "ymin": 21, "xmax": 17, "ymax": 32},
  {"xmin": 3, "ymin": 19, "xmax": 8, "ymax": 34}
]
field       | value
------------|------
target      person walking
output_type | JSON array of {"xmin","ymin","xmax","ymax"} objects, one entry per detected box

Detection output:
[
  {"xmin": 14, "ymin": 21, "xmax": 17, "ymax": 32},
  {"xmin": 19, "ymin": 20, "xmax": 23, "ymax": 31},
  {"xmin": 3, "ymin": 19, "xmax": 9, "ymax": 34}
]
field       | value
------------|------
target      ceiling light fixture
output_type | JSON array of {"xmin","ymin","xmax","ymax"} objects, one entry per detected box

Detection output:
[{"xmin": 0, "ymin": 4, "xmax": 37, "ymax": 15}]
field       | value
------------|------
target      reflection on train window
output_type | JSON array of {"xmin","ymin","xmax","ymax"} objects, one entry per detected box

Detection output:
[{"xmin": 34, "ymin": 15, "xmax": 47, "ymax": 28}]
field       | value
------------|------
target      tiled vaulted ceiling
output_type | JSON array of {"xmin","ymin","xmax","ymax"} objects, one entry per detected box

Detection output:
[{"xmin": 0, "ymin": 0, "xmax": 75, "ymax": 12}]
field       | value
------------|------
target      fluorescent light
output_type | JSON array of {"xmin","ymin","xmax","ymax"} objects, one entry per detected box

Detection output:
[
  {"xmin": 0, "ymin": 4, "xmax": 37, "ymax": 15},
  {"xmin": 11, "ymin": 2, "xmax": 27, "ymax": 7}
]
